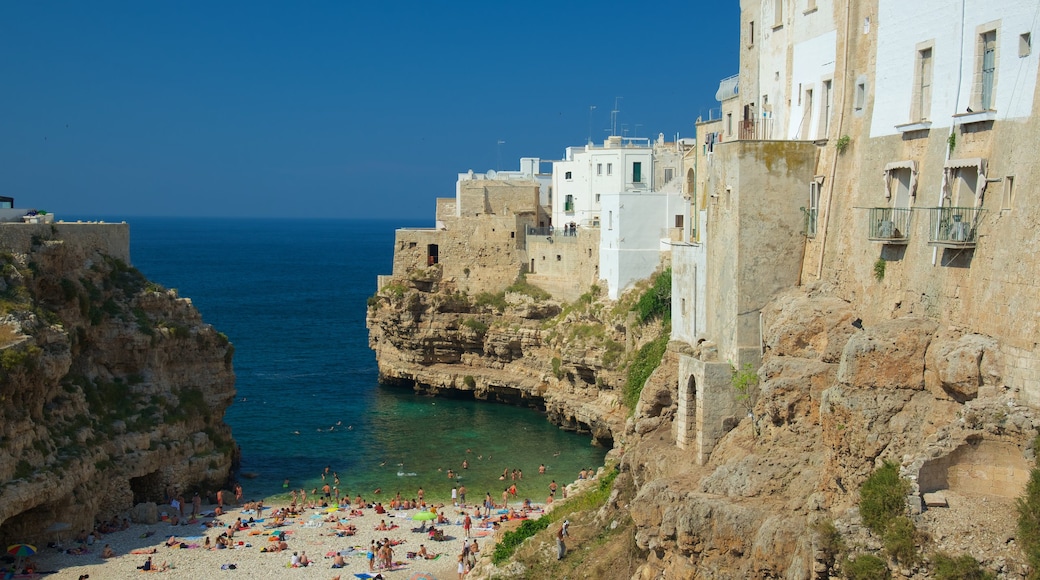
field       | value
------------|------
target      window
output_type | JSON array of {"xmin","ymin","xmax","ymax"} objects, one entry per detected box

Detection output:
[
  {"xmin": 726, "ymin": 113, "xmax": 733, "ymax": 136},
  {"xmin": 564, "ymin": 194, "xmax": 574, "ymax": 212},
  {"xmin": 664, "ymin": 168, "xmax": 674, "ymax": 183},
  {"xmin": 912, "ymin": 45, "xmax": 934, "ymax": 122},
  {"xmin": 565, "ymin": 171, "xmax": 573, "ymax": 180},
  {"xmin": 595, "ymin": 193, "xmax": 600, "ymax": 203},
  {"xmin": 1021, "ymin": 33, "xmax": 1032, "ymax": 58},
  {"xmin": 748, "ymin": 20, "xmax": 755, "ymax": 46},
  {"xmin": 427, "ymin": 244, "xmax": 439, "ymax": 266},
  {"xmin": 773, "ymin": 0, "xmax": 784, "ymax": 27},
  {"xmin": 597, "ymin": 163, "xmax": 602, "ymax": 175},
  {"xmin": 806, "ymin": 180, "xmax": 820, "ymax": 237},
  {"xmin": 674, "ymin": 215, "xmax": 683, "ymax": 228},
  {"xmin": 632, "ymin": 162, "xmax": 642, "ymax": 183},
  {"xmin": 976, "ymin": 29, "xmax": 998, "ymax": 110},
  {"xmin": 800, "ymin": 88, "xmax": 814, "ymax": 140},
  {"xmin": 854, "ymin": 82, "xmax": 866, "ymax": 111},
  {"xmin": 1002, "ymin": 176, "xmax": 1015, "ymax": 210},
  {"xmin": 820, "ymin": 79, "xmax": 832, "ymax": 136},
  {"xmin": 805, "ymin": 0, "xmax": 817, "ymax": 13},
  {"xmin": 942, "ymin": 159, "xmax": 987, "ymax": 208},
  {"xmin": 606, "ymin": 163, "xmax": 613, "ymax": 175},
  {"xmin": 608, "ymin": 210, "xmax": 613, "ymax": 230}
]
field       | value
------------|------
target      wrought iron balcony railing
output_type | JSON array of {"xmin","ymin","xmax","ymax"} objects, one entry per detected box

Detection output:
[
  {"xmin": 867, "ymin": 207, "xmax": 913, "ymax": 244},
  {"xmin": 927, "ymin": 206, "xmax": 983, "ymax": 248}
]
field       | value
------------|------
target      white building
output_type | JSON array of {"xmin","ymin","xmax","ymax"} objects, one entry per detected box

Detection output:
[{"xmin": 551, "ymin": 135, "xmax": 684, "ymax": 299}]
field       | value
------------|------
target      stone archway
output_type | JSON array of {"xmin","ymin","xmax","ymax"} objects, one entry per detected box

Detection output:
[{"xmin": 677, "ymin": 374, "xmax": 697, "ymax": 449}]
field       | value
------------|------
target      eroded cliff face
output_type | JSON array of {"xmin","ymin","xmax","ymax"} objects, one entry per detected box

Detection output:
[
  {"xmin": 370, "ymin": 269, "xmax": 1034, "ymax": 578},
  {"xmin": 0, "ymin": 232, "xmax": 235, "ymax": 545},
  {"xmin": 620, "ymin": 282, "xmax": 1035, "ymax": 579},
  {"xmin": 365, "ymin": 269, "xmax": 665, "ymax": 447}
]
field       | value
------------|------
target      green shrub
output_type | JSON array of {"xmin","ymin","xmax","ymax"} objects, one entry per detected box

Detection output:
[
  {"xmin": 844, "ymin": 554, "xmax": 889, "ymax": 580},
  {"xmin": 506, "ymin": 274, "xmax": 551, "ymax": 301},
  {"xmin": 1017, "ymin": 441, "xmax": 1040, "ymax": 576},
  {"xmin": 883, "ymin": 516, "xmax": 920, "ymax": 565},
  {"xmin": 601, "ymin": 339, "xmax": 624, "ymax": 368},
  {"xmin": 463, "ymin": 375, "xmax": 476, "ymax": 388},
  {"xmin": 475, "ymin": 291, "xmax": 507, "ymax": 313},
  {"xmin": 633, "ymin": 268, "xmax": 671, "ymax": 324},
  {"xmin": 814, "ymin": 519, "xmax": 845, "ymax": 560},
  {"xmin": 624, "ymin": 334, "xmax": 669, "ymax": 410},
  {"xmin": 462, "ymin": 318, "xmax": 489, "ymax": 334},
  {"xmin": 1, "ymin": 344, "xmax": 41, "ymax": 372},
  {"xmin": 492, "ymin": 516, "xmax": 551, "ymax": 564},
  {"xmin": 381, "ymin": 283, "xmax": 407, "ymax": 298},
  {"xmin": 932, "ymin": 552, "xmax": 995, "ymax": 580},
  {"xmin": 551, "ymin": 357, "xmax": 563, "ymax": 380},
  {"xmin": 874, "ymin": 258, "xmax": 887, "ymax": 281},
  {"xmin": 860, "ymin": 460, "xmax": 910, "ymax": 535},
  {"xmin": 731, "ymin": 362, "xmax": 759, "ymax": 434}
]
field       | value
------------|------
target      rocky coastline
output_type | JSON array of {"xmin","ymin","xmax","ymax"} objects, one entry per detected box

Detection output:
[
  {"xmin": 369, "ymin": 265, "xmax": 1038, "ymax": 578},
  {"xmin": 0, "ymin": 225, "xmax": 237, "ymax": 547}
]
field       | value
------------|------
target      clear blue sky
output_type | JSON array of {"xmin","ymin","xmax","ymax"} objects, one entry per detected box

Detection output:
[{"xmin": 1, "ymin": 1, "xmax": 739, "ymax": 221}]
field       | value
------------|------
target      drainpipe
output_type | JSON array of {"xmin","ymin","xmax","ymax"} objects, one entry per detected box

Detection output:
[{"xmin": 815, "ymin": 0, "xmax": 853, "ymax": 280}]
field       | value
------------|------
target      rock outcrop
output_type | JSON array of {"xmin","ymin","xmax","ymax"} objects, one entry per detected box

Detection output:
[
  {"xmin": 619, "ymin": 283, "xmax": 1036, "ymax": 579},
  {"xmin": 0, "ymin": 228, "xmax": 235, "ymax": 545},
  {"xmin": 371, "ymin": 266, "xmax": 1035, "ymax": 578}
]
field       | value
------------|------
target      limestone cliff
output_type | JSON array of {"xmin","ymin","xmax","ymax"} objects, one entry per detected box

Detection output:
[
  {"xmin": 366, "ymin": 267, "xmax": 674, "ymax": 448},
  {"xmin": 370, "ymin": 261, "xmax": 1034, "ymax": 578},
  {"xmin": 617, "ymin": 282, "xmax": 1035, "ymax": 579},
  {"xmin": 0, "ymin": 226, "xmax": 236, "ymax": 545}
]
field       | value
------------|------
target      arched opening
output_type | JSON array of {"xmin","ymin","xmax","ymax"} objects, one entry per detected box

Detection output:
[
  {"xmin": 686, "ymin": 168, "xmax": 695, "ymax": 196},
  {"xmin": 130, "ymin": 471, "xmax": 165, "ymax": 505}
]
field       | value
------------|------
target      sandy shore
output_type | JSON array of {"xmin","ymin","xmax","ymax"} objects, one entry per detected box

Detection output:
[{"xmin": 22, "ymin": 500, "xmax": 510, "ymax": 580}]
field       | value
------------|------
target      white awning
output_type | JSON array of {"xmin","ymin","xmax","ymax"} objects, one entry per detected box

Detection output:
[
  {"xmin": 940, "ymin": 158, "xmax": 988, "ymax": 205},
  {"xmin": 882, "ymin": 160, "xmax": 918, "ymax": 200},
  {"xmin": 715, "ymin": 75, "xmax": 739, "ymax": 102}
]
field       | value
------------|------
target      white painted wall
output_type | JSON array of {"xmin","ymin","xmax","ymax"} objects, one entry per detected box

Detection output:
[
  {"xmin": 788, "ymin": 30, "xmax": 838, "ymax": 140},
  {"xmin": 550, "ymin": 142, "xmax": 653, "ymax": 229},
  {"xmin": 871, "ymin": 0, "xmax": 1040, "ymax": 137},
  {"xmin": 599, "ymin": 189, "xmax": 682, "ymax": 299},
  {"xmin": 671, "ymin": 210, "xmax": 709, "ymax": 344}
]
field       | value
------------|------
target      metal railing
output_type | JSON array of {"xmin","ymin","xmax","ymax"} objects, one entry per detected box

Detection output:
[
  {"xmin": 927, "ymin": 206, "xmax": 983, "ymax": 247},
  {"xmin": 867, "ymin": 207, "xmax": 913, "ymax": 244},
  {"xmin": 738, "ymin": 118, "xmax": 776, "ymax": 140}
]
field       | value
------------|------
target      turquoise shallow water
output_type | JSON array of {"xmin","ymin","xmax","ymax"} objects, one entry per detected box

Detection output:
[{"xmin": 117, "ymin": 217, "xmax": 608, "ymax": 502}]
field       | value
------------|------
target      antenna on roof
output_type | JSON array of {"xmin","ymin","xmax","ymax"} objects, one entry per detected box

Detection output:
[{"xmin": 610, "ymin": 96, "xmax": 623, "ymax": 137}]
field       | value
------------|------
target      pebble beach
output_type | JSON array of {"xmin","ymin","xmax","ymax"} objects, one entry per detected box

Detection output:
[{"xmin": 21, "ymin": 499, "xmax": 521, "ymax": 580}]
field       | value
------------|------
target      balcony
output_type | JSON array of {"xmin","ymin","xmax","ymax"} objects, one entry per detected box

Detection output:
[
  {"xmin": 867, "ymin": 207, "xmax": 913, "ymax": 244},
  {"xmin": 738, "ymin": 118, "xmax": 776, "ymax": 140},
  {"xmin": 927, "ymin": 207, "xmax": 983, "ymax": 248}
]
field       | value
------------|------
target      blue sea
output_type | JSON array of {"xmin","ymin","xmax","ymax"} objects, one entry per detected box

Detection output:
[{"xmin": 119, "ymin": 217, "xmax": 607, "ymax": 503}]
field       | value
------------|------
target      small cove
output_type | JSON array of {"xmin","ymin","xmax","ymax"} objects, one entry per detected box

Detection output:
[{"xmin": 123, "ymin": 216, "xmax": 608, "ymax": 502}]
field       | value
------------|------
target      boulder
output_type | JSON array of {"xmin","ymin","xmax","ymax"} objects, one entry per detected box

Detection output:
[
  {"xmin": 130, "ymin": 502, "xmax": 158, "ymax": 524},
  {"xmin": 925, "ymin": 332, "xmax": 1003, "ymax": 402},
  {"xmin": 837, "ymin": 318, "xmax": 938, "ymax": 390}
]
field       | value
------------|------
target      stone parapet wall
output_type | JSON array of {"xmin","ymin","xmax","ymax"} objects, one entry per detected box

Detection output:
[{"xmin": 0, "ymin": 222, "xmax": 130, "ymax": 264}]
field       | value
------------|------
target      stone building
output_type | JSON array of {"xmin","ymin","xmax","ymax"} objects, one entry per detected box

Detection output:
[
  {"xmin": 673, "ymin": 0, "xmax": 1040, "ymax": 466},
  {"xmin": 383, "ymin": 167, "xmax": 542, "ymax": 296}
]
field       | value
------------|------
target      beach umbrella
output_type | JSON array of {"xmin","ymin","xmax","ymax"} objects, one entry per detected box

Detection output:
[
  {"xmin": 411, "ymin": 511, "xmax": 437, "ymax": 521},
  {"xmin": 410, "ymin": 573, "xmax": 437, "ymax": 580},
  {"xmin": 7, "ymin": 544, "xmax": 36, "ymax": 557}
]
